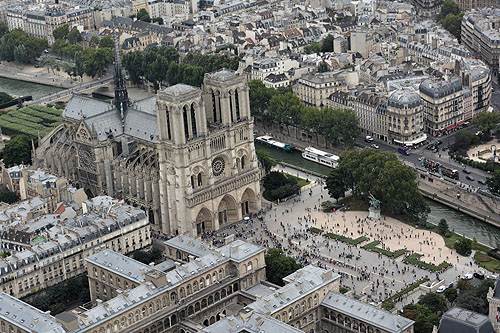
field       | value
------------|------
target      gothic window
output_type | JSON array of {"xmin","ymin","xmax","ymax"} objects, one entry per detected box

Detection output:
[
  {"xmin": 235, "ymin": 89, "xmax": 240, "ymax": 120},
  {"xmin": 191, "ymin": 104, "xmax": 197, "ymax": 138},
  {"xmin": 183, "ymin": 106, "xmax": 189, "ymax": 140},
  {"xmin": 211, "ymin": 91, "xmax": 217, "ymax": 123},
  {"xmin": 229, "ymin": 92, "xmax": 234, "ymax": 123},
  {"xmin": 191, "ymin": 175, "xmax": 195, "ymax": 189},
  {"xmin": 197, "ymin": 173, "xmax": 202, "ymax": 187},
  {"xmin": 166, "ymin": 108, "xmax": 172, "ymax": 140},
  {"xmin": 241, "ymin": 156, "xmax": 246, "ymax": 169}
]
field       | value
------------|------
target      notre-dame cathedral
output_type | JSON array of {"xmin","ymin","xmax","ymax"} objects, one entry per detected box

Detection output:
[{"xmin": 34, "ymin": 50, "xmax": 261, "ymax": 237}]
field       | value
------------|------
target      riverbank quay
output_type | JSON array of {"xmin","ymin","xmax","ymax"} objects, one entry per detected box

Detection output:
[{"xmin": 0, "ymin": 62, "xmax": 74, "ymax": 89}]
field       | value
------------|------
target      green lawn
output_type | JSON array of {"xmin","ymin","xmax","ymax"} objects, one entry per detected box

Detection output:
[
  {"xmin": 403, "ymin": 253, "xmax": 451, "ymax": 272},
  {"xmin": 284, "ymin": 173, "xmax": 310, "ymax": 187},
  {"xmin": 324, "ymin": 232, "xmax": 368, "ymax": 246},
  {"xmin": 362, "ymin": 241, "xmax": 407, "ymax": 258}
]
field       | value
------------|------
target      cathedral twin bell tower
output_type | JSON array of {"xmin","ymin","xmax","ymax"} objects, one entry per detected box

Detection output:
[{"xmin": 155, "ymin": 70, "xmax": 261, "ymax": 237}]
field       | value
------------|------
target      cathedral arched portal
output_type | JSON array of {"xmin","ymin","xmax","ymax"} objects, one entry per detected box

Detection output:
[
  {"xmin": 217, "ymin": 194, "xmax": 238, "ymax": 226},
  {"xmin": 195, "ymin": 207, "xmax": 213, "ymax": 235},
  {"xmin": 240, "ymin": 187, "xmax": 256, "ymax": 217}
]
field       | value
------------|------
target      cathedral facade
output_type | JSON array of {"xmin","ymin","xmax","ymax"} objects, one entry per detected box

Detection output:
[{"xmin": 34, "ymin": 69, "xmax": 261, "ymax": 237}]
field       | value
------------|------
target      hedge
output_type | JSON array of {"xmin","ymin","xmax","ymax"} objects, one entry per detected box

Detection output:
[
  {"xmin": 403, "ymin": 253, "xmax": 451, "ymax": 272},
  {"xmin": 382, "ymin": 277, "xmax": 430, "ymax": 310},
  {"xmin": 324, "ymin": 233, "xmax": 368, "ymax": 246},
  {"xmin": 452, "ymin": 154, "xmax": 500, "ymax": 172},
  {"xmin": 309, "ymin": 227, "xmax": 323, "ymax": 234},
  {"xmin": 362, "ymin": 241, "xmax": 407, "ymax": 258},
  {"xmin": 0, "ymin": 105, "xmax": 61, "ymax": 138}
]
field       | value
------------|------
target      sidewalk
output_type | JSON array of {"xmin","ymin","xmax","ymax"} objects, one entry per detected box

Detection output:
[
  {"xmin": 419, "ymin": 182, "xmax": 500, "ymax": 228},
  {"xmin": 0, "ymin": 62, "xmax": 74, "ymax": 89}
]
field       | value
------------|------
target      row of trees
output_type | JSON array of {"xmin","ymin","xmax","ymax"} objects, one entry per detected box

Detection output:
[
  {"xmin": 325, "ymin": 149, "xmax": 430, "ymax": 224},
  {"xmin": 133, "ymin": 8, "xmax": 164, "ymax": 25},
  {"xmin": 49, "ymin": 24, "xmax": 115, "ymax": 79},
  {"xmin": 262, "ymin": 171, "xmax": 301, "ymax": 201},
  {"xmin": 437, "ymin": 0, "xmax": 463, "ymax": 40},
  {"xmin": 122, "ymin": 47, "xmax": 241, "ymax": 90},
  {"xmin": 264, "ymin": 248, "xmax": 302, "ymax": 286},
  {"xmin": 0, "ymin": 28, "xmax": 48, "ymax": 64},
  {"xmin": 248, "ymin": 80, "xmax": 360, "ymax": 147}
]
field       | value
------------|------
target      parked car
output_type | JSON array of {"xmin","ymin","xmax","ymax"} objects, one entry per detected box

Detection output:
[
  {"xmin": 487, "ymin": 274, "xmax": 498, "ymax": 280},
  {"xmin": 463, "ymin": 273, "xmax": 474, "ymax": 280},
  {"xmin": 435, "ymin": 140, "xmax": 443, "ymax": 146},
  {"xmin": 466, "ymin": 175, "xmax": 475, "ymax": 181},
  {"xmin": 475, "ymin": 131, "xmax": 483, "ymax": 136},
  {"xmin": 426, "ymin": 144, "xmax": 435, "ymax": 150},
  {"xmin": 447, "ymin": 282, "xmax": 454, "ymax": 289},
  {"xmin": 365, "ymin": 136, "xmax": 374, "ymax": 143},
  {"xmin": 478, "ymin": 179, "xmax": 487, "ymax": 185},
  {"xmin": 474, "ymin": 271, "xmax": 485, "ymax": 279},
  {"xmin": 463, "ymin": 169, "xmax": 471, "ymax": 174},
  {"xmin": 436, "ymin": 285, "xmax": 446, "ymax": 293},
  {"xmin": 371, "ymin": 144, "xmax": 379, "ymax": 149}
]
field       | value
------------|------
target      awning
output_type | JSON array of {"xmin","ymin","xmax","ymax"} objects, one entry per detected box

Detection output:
[
  {"xmin": 457, "ymin": 121, "xmax": 464, "ymax": 126},
  {"xmin": 445, "ymin": 124, "xmax": 456, "ymax": 131},
  {"xmin": 394, "ymin": 134, "xmax": 427, "ymax": 146}
]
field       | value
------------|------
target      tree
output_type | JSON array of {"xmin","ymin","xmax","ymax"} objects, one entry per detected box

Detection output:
[
  {"xmin": 89, "ymin": 36, "xmax": 100, "ymax": 48},
  {"xmin": 325, "ymin": 168, "xmax": 347, "ymax": 201},
  {"xmin": 268, "ymin": 92, "xmax": 305, "ymax": 134},
  {"xmin": 98, "ymin": 36, "xmax": 114, "ymax": 49},
  {"xmin": 325, "ymin": 149, "xmax": 429, "ymax": 224},
  {"xmin": 74, "ymin": 50, "xmax": 85, "ymax": 81},
  {"xmin": 122, "ymin": 51, "xmax": 144, "ymax": 85},
  {"xmin": 256, "ymin": 149, "xmax": 276, "ymax": 173},
  {"xmin": 418, "ymin": 293, "xmax": 448, "ymax": 314},
  {"xmin": 438, "ymin": 218, "xmax": 449, "ymax": 235},
  {"xmin": 304, "ymin": 42, "xmax": 321, "ymax": 54},
  {"xmin": 0, "ymin": 186, "xmax": 19, "ymax": 204},
  {"xmin": 248, "ymin": 79, "xmax": 274, "ymax": 118},
  {"xmin": 0, "ymin": 92, "xmax": 13, "ymax": 106},
  {"xmin": 437, "ymin": 0, "xmax": 460, "ymax": 21},
  {"xmin": 444, "ymin": 288, "xmax": 458, "ymax": 303},
  {"xmin": 318, "ymin": 61, "xmax": 329, "ymax": 73},
  {"xmin": 321, "ymin": 34, "xmax": 334, "ymax": 52},
  {"xmin": 153, "ymin": 17, "xmax": 164, "ymax": 25},
  {"xmin": 452, "ymin": 130, "xmax": 479, "ymax": 154},
  {"xmin": 473, "ymin": 111, "xmax": 500, "ymax": 135},
  {"xmin": 131, "ymin": 248, "xmax": 163, "ymax": 264},
  {"xmin": 262, "ymin": 171, "xmax": 301, "ymax": 201},
  {"xmin": 13, "ymin": 44, "xmax": 28, "ymax": 65},
  {"xmin": 437, "ymin": 1, "xmax": 463, "ymax": 40},
  {"xmin": 487, "ymin": 170, "xmax": 500, "ymax": 195},
  {"xmin": 2, "ymin": 134, "xmax": 33, "ymax": 167},
  {"xmin": 82, "ymin": 47, "xmax": 113, "ymax": 77},
  {"xmin": 403, "ymin": 304, "xmax": 440, "ymax": 333},
  {"xmin": 456, "ymin": 280, "xmax": 494, "ymax": 314},
  {"xmin": 53, "ymin": 24, "xmax": 69, "ymax": 41},
  {"xmin": 454, "ymin": 237, "xmax": 472, "ymax": 256},
  {"xmin": 0, "ymin": 22, "xmax": 8, "ymax": 39},
  {"xmin": 137, "ymin": 8, "xmax": 151, "ymax": 22},
  {"xmin": 264, "ymin": 248, "xmax": 302, "ymax": 286},
  {"xmin": 456, "ymin": 279, "xmax": 472, "ymax": 292},
  {"xmin": 67, "ymin": 28, "xmax": 82, "ymax": 45}
]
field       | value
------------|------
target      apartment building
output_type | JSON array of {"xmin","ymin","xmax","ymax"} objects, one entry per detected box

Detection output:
[
  {"xmin": 466, "ymin": 66, "xmax": 492, "ymax": 116},
  {"xmin": 294, "ymin": 71, "xmax": 349, "ymax": 107},
  {"xmin": 6, "ymin": 9, "xmax": 24, "ymax": 31},
  {"xmin": 387, "ymin": 89, "xmax": 426, "ymax": 145},
  {"xmin": 25, "ymin": 11, "xmax": 47, "ymax": 40},
  {"xmin": 19, "ymin": 169, "xmax": 87, "ymax": 213},
  {"xmin": 419, "ymin": 76, "xmax": 464, "ymax": 136},
  {"xmin": 462, "ymin": 88, "xmax": 473, "ymax": 121},
  {"xmin": 250, "ymin": 58, "xmax": 299, "ymax": 82},
  {"xmin": 0, "ymin": 196, "xmax": 151, "ymax": 299},
  {"xmin": 461, "ymin": 9, "xmax": 500, "ymax": 71},
  {"xmin": 328, "ymin": 90, "xmax": 389, "ymax": 142}
]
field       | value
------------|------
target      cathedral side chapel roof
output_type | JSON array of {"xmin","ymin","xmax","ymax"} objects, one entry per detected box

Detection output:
[{"xmin": 162, "ymin": 84, "xmax": 199, "ymax": 96}]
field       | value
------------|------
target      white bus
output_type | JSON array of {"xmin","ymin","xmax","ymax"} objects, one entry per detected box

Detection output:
[{"xmin": 302, "ymin": 146, "xmax": 339, "ymax": 168}]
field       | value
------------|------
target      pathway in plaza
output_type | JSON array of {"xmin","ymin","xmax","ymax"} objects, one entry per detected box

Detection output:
[{"xmin": 211, "ymin": 164, "xmax": 486, "ymax": 311}]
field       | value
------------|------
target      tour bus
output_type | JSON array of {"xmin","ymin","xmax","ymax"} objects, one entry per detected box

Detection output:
[{"xmin": 302, "ymin": 146, "xmax": 339, "ymax": 168}]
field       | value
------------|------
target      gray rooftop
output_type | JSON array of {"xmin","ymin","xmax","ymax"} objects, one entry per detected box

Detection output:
[
  {"xmin": 203, "ymin": 309, "xmax": 304, "ymax": 333},
  {"xmin": 85, "ymin": 249, "xmax": 152, "ymax": 283},
  {"xmin": 388, "ymin": 89, "xmax": 421, "ymax": 109},
  {"xmin": 438, "ymin": 307, "xmax": 494, "ymax": 333},
  {"xmin": 322, "ymin": 292, "xmax": 414, "ymax": 333},
  {"xmin": 165, "ymin": 235, "xmax": 214, "ymax": 258},
  {"xmin": 419, "ymin": 76, "xmax": 462, "ymax": 99},
  {"xmin": 0, "ymin": 292, "xmax": 66, "ymax": 332},
  {"xmin": 248, "ymin": 265, "xmax": 340, "ymax": 314}
]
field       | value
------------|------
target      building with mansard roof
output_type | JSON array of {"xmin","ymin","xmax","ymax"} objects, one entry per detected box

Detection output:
[{"xmin": 34, "ymin": 46, "xmax": 261, "ymax": 237}]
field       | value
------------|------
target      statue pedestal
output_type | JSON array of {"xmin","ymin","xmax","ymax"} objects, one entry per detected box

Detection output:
[{"xmin": 368, "ymin": 207, "xmax": 381, "ymax": 221}]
